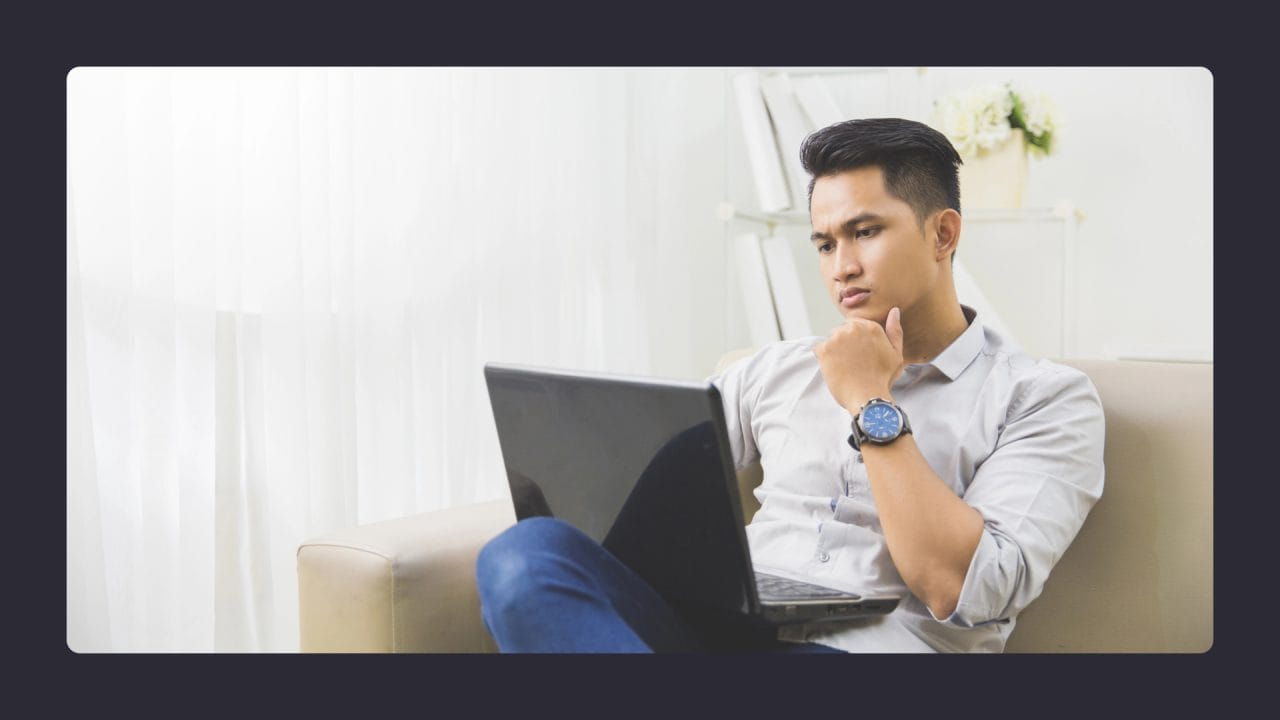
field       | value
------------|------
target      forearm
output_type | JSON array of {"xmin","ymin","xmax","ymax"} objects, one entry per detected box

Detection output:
[
  {"xmin": 860, "ymin": 432, "xmax": 984, "ymax": 619},
  {"xmin": 816, "ymin": 311, "xmax": 987, "ymax": 618}
]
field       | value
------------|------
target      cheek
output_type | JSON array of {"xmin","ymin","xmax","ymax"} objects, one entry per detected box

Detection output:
[{"xmin": 818, "ymin": 259, "xmax": 836, "ymax": 288}]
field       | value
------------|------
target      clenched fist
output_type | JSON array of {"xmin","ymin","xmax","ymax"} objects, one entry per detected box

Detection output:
[{"xmin": 814, "ymin": 306, "xmax": 906, "ymax": 414}]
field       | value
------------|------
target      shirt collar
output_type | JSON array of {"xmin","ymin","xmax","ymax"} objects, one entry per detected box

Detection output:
[{"xmin": 923, "ymin": 305, "xmax": 985, "ymax": 381}]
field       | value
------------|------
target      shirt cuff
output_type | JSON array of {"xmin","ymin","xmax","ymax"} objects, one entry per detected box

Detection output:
[{"xmin": 927, "ymin": 528, "xmax": 1008, "ymax": 628}]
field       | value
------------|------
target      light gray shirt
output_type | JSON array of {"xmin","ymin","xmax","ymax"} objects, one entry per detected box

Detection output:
[{"xmin": 707, "ymin": 306, "xmax": 1105, "ymax": 652}]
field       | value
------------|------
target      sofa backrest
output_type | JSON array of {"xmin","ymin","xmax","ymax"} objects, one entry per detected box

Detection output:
[
  {"xmin": 1006, "ymin": 359, "xmax": 1212, "ymax": 652},
  {"xmin": 717, "ymin": 353, "xmax": 1213, "ymax": 653}
]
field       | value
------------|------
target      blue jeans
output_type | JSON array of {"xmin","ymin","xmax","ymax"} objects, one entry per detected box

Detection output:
[{"xmin": 475, "ymin": 516, "xmax": 846, "ymax": 654}]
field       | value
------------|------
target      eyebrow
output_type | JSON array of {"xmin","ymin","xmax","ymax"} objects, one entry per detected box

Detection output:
[{"xmin": 810, "ymin": 213, "xmax": 885, "ymax": 243}]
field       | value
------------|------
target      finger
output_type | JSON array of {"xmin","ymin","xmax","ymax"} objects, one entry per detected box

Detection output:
[{"xmin": 886, "ymin": 307, "xmax": 904, "ymax": 353}]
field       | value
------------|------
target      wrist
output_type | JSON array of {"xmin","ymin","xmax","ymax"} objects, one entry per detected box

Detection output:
[{"xmin": 844, "ymin": 389, "xmax": 894, "ymax": 415}]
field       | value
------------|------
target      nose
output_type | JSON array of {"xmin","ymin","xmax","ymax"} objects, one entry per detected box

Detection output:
[{"xmin": 832, "ymin": 240, "xmax": 862, "ymax": 281}]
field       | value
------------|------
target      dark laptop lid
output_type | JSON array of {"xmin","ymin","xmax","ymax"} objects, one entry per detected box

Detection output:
[{"xmin": 483, "ymin": 362, "xmax": 761, "ymax": 618}]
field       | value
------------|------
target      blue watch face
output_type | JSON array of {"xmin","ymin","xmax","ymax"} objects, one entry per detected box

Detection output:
[{"xmin": 861, "ymin": 402, "xmax": 902, "ymax": 441}]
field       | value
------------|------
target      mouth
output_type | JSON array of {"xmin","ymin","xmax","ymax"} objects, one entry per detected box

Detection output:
[{"xmin": 839, "ymin": 288, "xmax": 870, "ymax": 308}]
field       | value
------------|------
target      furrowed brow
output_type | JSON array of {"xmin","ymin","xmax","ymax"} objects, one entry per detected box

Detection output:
[{"xmin": 810, "ymin": 213, "xmax": 883, "ymax": 243}]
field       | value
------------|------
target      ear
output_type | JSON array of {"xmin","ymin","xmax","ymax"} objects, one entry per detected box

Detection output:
[{"xmin": 933, "ymin": 208, "xmax": 961, "ymax": 262}]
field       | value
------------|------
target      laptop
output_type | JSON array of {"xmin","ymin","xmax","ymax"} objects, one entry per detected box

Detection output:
[{"xmin": 483, "ymin": 361, "xmax": 900, "ymax": 626}]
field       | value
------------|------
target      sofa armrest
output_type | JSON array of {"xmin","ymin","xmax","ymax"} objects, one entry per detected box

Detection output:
[{"xmin": 297, "ymin": 498, "xmax": 516, "ymax": 653}]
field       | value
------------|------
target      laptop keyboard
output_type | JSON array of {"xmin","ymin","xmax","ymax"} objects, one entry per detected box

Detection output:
[{"xmin": 755, "ymin": 572, "xmax": 856, "ymax": 600}]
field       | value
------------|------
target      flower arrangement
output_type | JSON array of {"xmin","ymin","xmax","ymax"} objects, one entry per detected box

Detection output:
[{"xmin": 930, "ymin": 83, "xmax": 1060, "ymax": 159}]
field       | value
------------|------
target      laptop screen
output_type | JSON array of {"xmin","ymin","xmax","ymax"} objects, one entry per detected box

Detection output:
[{"xmin": 484, "ymin": 363, "xmax": 757, "ymax": 617}]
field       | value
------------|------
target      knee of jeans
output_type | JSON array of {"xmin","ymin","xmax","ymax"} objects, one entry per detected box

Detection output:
[{"xmin": 475, "ymin": 517, "xmax": 584, "ymax": 607}]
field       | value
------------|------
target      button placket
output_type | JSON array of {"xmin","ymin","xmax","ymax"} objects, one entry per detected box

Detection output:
[{"xmin": 815, "ymin": 519, "xmax": 831, "ymax": 564}]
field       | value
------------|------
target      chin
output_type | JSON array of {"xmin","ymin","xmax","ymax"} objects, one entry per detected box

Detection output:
[
  {"xmin": 839, "ymin": 304, "xmax": 876, "ymax": 319},
  {"xmin": 842, "ymin": 308, "xmax": 888, "ymax": 327}
]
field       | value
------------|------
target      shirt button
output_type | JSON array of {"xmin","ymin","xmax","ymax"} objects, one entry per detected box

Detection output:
[{"xmin": 818, "ymin": 550, "xmax": 831, "ymax": 562}]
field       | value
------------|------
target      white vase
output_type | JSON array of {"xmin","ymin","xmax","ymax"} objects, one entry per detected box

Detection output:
[{"xmin": 958, "ymin": 128, "xmax": 1028, "ymax": 210}]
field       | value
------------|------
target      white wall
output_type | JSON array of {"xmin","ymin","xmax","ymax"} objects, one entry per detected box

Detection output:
[
  {"xmin": 918, "ymin": 67, "xmax": 1212, "ymax": 362},
  {"xmin": 718, "ymin": 67, "xmax": 1213, "ymax": 363}
]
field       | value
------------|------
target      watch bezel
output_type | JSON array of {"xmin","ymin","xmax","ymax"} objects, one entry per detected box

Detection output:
[
  {"xmin": 848, "ymin": 397, "xmax": 912, "ymax": 451},
  {"xmin": 857, "ymin": 399, "xmax": 904, "ymax": 440}
]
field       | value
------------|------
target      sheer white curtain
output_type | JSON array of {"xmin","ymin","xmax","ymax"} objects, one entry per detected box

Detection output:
[{"xmin": 67, "ymin": 67, "xmax": 728, "ymax": 651}]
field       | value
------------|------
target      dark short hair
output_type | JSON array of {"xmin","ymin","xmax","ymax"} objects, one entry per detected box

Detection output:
[{"xmin": 800, "ymin": 118, "xmax": 963, "ymax": 226}]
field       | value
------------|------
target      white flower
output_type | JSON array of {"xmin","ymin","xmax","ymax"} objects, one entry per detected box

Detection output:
[
  {"xmin": 1019, "ymin": 89, "xmax": 1059, "ymax": 138},
  {"xmin": 930, "ymin": 82, "xmax": 1061, "ymax": 159},
  {"xmin": 931, "ymin": 96, "xmax": 978, "ymax": 157},
  {"xmin": 930, "ymin": 83, "xmax": 1014, "ymax": 158}
]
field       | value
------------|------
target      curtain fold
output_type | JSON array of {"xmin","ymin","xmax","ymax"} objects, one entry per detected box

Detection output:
[{"xmin": 67, "ymin": 67, "xmax": 728, "ymax": 651}]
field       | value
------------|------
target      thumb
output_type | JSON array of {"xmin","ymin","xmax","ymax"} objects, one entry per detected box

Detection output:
[{"xmin": 886, "ymin": 307, "xmax": 904, "ymax": 353}]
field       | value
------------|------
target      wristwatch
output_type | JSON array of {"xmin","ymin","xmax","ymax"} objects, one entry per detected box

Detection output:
[{"xmin": 847, "ymin": 398, "xmax": 912, "ymax": 451}]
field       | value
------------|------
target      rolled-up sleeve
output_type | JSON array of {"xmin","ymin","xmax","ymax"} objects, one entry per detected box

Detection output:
[{"xmin": 932, "ymin": 365, "xmax": 1106, "ymax": 628}]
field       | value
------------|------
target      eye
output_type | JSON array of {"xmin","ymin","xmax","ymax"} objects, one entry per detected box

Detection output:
[
  {"xmin": 856, "ymin": 226, "xmax": 880, "ymax": 239},
  {"xmin": 817, "ymin": 242, "xmax": 833, "ymax": 254}
]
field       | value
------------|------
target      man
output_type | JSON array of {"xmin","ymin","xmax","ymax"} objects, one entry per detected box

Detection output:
[{"xmin": 475, "ymin": 118, "xmax": 1105, "ymax": 653}]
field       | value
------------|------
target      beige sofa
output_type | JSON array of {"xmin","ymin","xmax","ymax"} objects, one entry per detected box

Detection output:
[{"xmin": 297, "ymin": 357, "xmax": 1212, "ymax": 653}]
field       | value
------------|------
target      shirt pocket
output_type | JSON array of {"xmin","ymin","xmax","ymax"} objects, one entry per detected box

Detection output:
[
  {"xmin": 832, "ymin": 451, "xmax": 883, "ymax": 532},
  {"xmin": 831, "ymin": 493, "xmax": 883, "ymax": 534},
  {"xmin": 841, "ymin": 450, "xmax": 870, "ymax": 498}
]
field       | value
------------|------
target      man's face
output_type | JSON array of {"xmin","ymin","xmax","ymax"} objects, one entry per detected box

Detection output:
[{"xmin": 809, "ymin": 167, "xmax": 942, "ymax": 325}]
